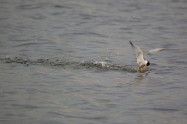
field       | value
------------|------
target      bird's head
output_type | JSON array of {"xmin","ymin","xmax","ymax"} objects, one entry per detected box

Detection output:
[{"xmin": 146, "ymin": 61, "xmax": 150, "ymax": 66}]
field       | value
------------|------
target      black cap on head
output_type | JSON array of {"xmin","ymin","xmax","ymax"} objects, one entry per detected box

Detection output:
[{"xmin": 147, "ymin": 61, "xmax": 150, "ymax": 66}]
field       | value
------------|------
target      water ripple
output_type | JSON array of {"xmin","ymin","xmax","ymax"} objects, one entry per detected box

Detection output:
[{"xmin": 48, "ymin": 111, "xmax": 107, "ymax": 120}]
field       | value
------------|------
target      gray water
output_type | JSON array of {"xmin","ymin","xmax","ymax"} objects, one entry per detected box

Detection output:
[{"xmin": 0, "ymin": 0, "xmax": 187, "ymax": 124}]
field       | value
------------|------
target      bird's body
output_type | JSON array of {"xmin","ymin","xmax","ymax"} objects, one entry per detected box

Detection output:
[
  {"xmin": 137, "ymin": 63, "xmax": 149, "ymax": 73},
  {"xmin": 129, "ymin": 41, "xmax": 164, "ymax": 73}
]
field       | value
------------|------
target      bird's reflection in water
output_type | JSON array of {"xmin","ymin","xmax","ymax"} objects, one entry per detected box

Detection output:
[{"xmin": 136, "ymin": 71, "xmax": 149, "ymax": 83}]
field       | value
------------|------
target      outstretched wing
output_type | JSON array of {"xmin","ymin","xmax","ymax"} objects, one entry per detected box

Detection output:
[
  {"xmin": 129, "ymin": 41, "xmax": 145, "ymax": 65},
  {"xmin": 147, "ymin": 48, "xmax": 165, "ymax": 55}
]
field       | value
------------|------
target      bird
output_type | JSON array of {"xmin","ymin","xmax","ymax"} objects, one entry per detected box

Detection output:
[{"xmin": 129, "ymin": 41, "xmax": 165, "ymax": 73}]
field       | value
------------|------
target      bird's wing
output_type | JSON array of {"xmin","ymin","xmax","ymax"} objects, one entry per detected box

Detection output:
[
  {"xmin": 129, "ymin": 41, "xmax": 145, "ymax": 65},
  {"xmin": 147, "ymin": 48, "xmax": 165, "ymax": 55}
]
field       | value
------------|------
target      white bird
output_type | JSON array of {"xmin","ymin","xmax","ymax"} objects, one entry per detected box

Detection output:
[{"xmin": 129, "ymin": 41, "xmax": 165, "ymax": 73}]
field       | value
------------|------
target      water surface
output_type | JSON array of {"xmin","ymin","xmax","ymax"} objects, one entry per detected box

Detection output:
[{"xmin": 0, "ymin": 0, "xmax": 187, "ymax": 124}]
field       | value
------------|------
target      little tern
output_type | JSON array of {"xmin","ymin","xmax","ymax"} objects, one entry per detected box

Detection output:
[{"xmin": 129, "ymin": 41, "xmax": 165, "ymax": 73}]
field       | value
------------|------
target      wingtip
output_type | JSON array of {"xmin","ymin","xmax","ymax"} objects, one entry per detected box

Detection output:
[
  {"xmin": 129, "ymin": 40, "xmax": 132, "ymax": 44},
  {"xmin": 160, "ymin": 48, "xmax": 166, "ymax": 51},
  {"xmin": 129, "ymin": 41, "xmax": 133, "ymax": 47}
]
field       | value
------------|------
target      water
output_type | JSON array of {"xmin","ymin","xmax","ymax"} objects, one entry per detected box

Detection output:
[{"xmin": 0, "ymin": 0, "xmax": 187, "ymax": 124}]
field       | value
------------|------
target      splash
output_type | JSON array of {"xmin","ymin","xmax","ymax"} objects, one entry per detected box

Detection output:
[{"xmin": 0, "ymin": 56, "xmax": 137, "ymax": 73}]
